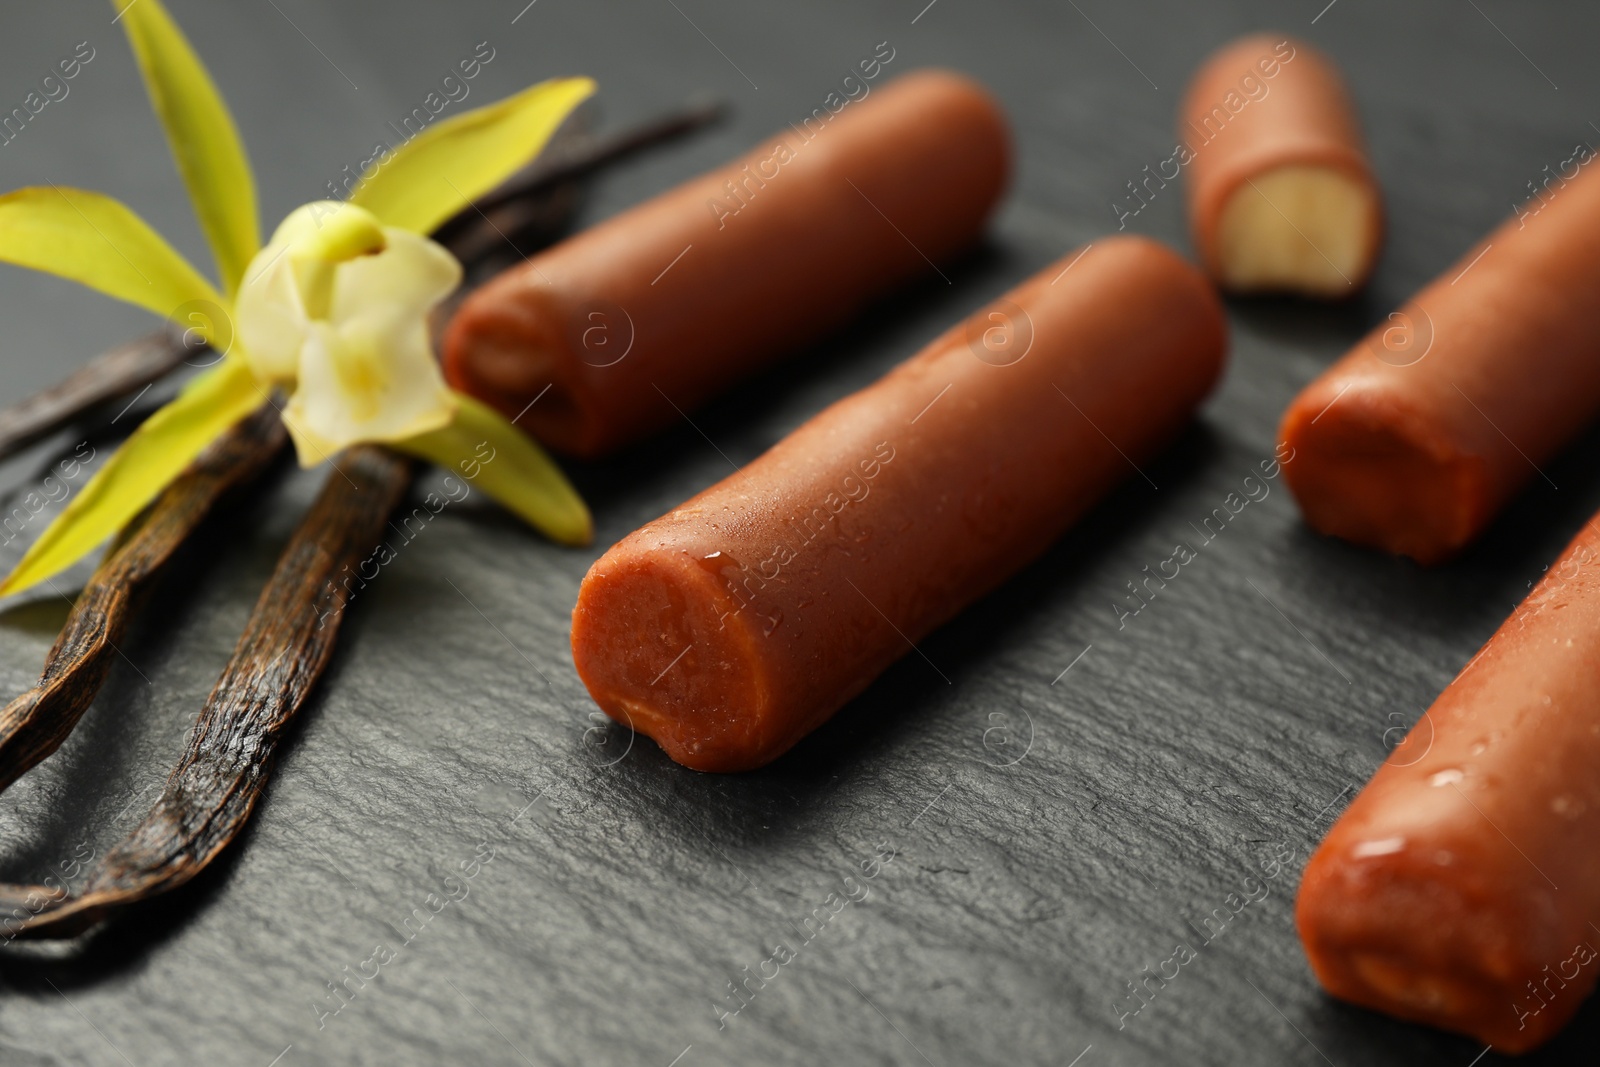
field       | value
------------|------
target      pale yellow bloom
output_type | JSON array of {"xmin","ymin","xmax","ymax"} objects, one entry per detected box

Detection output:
[
  {"xmin": 0, "ymin": 0, "xmax": 595, "ymax": 596},
  {"xmin": 236, "ymin": 202, "xmax": 462, "ymax": 465}
]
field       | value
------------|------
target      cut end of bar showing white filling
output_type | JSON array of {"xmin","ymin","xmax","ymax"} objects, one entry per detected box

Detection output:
[{"xmin": 1215, "ymin": 164, "xmax": 1378, "ymax": 298}]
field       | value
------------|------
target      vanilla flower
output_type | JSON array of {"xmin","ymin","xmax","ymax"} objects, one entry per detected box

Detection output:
[{"xmin": 0, "ymin": 0, "xmax": 595, "ymax": 596}]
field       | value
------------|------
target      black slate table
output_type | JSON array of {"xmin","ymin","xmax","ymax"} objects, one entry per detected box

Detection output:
[{"xmin": 1, "ymin": 1, "xmax": 1598, "ymax": 1064}]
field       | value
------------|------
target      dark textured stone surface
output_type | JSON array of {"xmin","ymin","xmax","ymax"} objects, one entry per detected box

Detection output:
[{"xmin": 1, "ymin": 1, "xmax": 1598, "ymax": 1064}]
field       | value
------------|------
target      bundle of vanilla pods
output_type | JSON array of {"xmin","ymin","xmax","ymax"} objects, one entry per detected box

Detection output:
[{"xmin": 0, "ymin": 102, "xmax": 717, "ymax": 940}]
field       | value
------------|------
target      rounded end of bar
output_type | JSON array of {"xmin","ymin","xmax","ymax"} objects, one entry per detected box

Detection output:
[
  {"xmin": 1279, "ymin": 378, "xmax": 1486, "ymax": 564},
  {"xmin": 892, "ymin": 67, "xmax": 1014, "ymax": 201},
  {"xmin": 1296, "ymin": 835, "xmax": 1578, "ymax": 1054},
  {"xmin": 443, "ymin": 280, "xmax": 608, "ymax": 457},
  {"xmin": 1213, "ymin": 163, "xmax": 1380, "ymax": 297},
  {"xmin": 1107, "ymin": 233, "xmax": 1232, "ymax": 380},
  {"xmin": 571, "ymin": 547, "xmax": 783, "ymax": 773}
]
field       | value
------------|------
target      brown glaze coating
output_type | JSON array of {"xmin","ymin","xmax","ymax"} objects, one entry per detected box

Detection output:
[
  {"xmin": 1298, "ymin": 515, "xmax": 1600, "ymax": 1053},
  {"xmin": 1180, "ymin": 34, "xmax": 1382, "ymax": 295},
  {"xmin": 570, "ymin": 237, "xmax": 1227, "ymax": 771},
  {"xmin": 1279, "ymin": 153, "xmax": 1600, "ymax": 564},
  {"xmin": 443, "ymin": 68, "xmax": 1011, "ymax": 458}
]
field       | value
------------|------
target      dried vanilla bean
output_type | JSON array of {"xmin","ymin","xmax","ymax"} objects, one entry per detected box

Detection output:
[
  {"xmin": 475, "ymin": 96, "xmax": 723, "ymax": 214},
  {"xmin": 0, "ymin": 101, "xmax": 722, "ymax": 937},
  {"xmin": 0, "ymin": 330, "xmax": 190, "ymax": 464},
  {"xmin": 432, "ymin": 97, "xmax": 723, "ymax": 267},
  {"xmin": 0, "ymin": 406, "xmax": 287, "ymax": 795},
  {"xmin": 0, "ymin": 445, "xmax": 409, "ymax": 940}
]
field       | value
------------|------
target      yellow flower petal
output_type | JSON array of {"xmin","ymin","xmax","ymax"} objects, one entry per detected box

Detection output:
[
  {"xmin": 281, "ymin": 317, "xmax": 457, "ymax": 466},
  {"xmin": 0, "ymin": 357, "xmax": 265, "ymax": 598},
  {"xmin": 330, "ymin": 228, "xmax": 460, "ymax": 323},
  {"xmin": 350, "ymin": 77, "xmax": 596, "ymax": 236},
  {"xmin": 266, "ymin": 201, "xmax": 387, "ymax": 265},
  {"xmin": 235, "ymin": 244, "xmax": 309, "ymax": 383},
  {"xmin": 390, "ymin": 393, "xmax": 592, "ymax": 546},
  {"xmin": 117, "ymin": 0, "xmax": 260, "ymax": 296},
  {"xmin": 0, "ymin": 186, "xmax": 224, "ymax": 334},
  {"xmin": 236, "ymin": 202, "xmax": 395, "ymax": 382},
  {"xmin": 239, "ymin": 217, "xmax": 464, "ymax": 465}
]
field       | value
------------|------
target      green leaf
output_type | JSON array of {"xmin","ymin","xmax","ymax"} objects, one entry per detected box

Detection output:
[
  {"xmin": 391, "ymin": 392, "xmax": 592, "ymax": 546},
  {"xmin": 118, "ymin": 0, "xmax": 260, "ymax": 296},
  {"xmin": 351, "ymin": 77, "xmax": 596, "ymax": 236},
  {"xmin": 0, "ymin": 358, "xmax": 266, "ymax": 597},
  {"xmin": 0, "ymin": 187, "xmax": 226, "ymax": 333}
]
